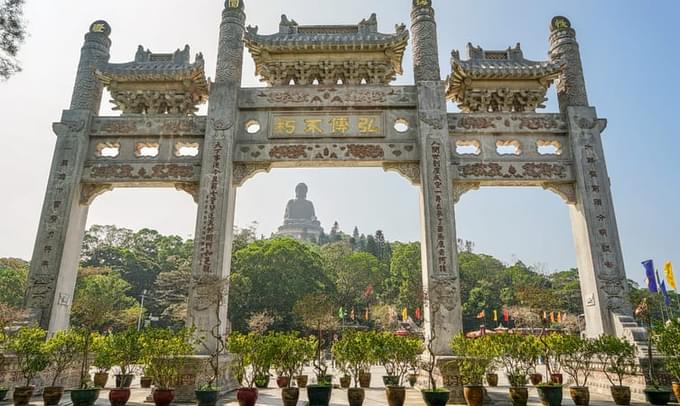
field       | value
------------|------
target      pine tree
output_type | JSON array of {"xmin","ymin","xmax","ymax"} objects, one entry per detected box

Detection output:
[
  {"xmin": 375, "ymin": 230, "xmax": 387, "ymax": 261},
  {"xmin": 0, "ymin": 0, "xmax": 26, "ymax": 80},
  {"xmin": 330, "ymin": 221, "xmax": 341, "ymax": 242},
  {"xmin": 366, "ymin": 235, "xmax": 377, "ymax": 257},
  {"xmin": 350, "ymin": 227, "xmax": 360, "ymax": 251}
]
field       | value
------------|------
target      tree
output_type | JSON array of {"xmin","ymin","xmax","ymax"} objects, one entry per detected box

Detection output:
[
  {"xmin": 334, "ymin": 252, "xmax": 382, "ymax": 309},
  {"xmin": 70, "ymin": 270, "xmax": 139, "ymax": 332},
  {"xmin": 228, "ymin": 238, "xmax": 330, "ymax": 331},
  {"xmin": 385, "ymin": 242, "xmax": 422, "ymax": 313},
  {"xmin": 0, "ymin": 0, "xmax": 25, "ymax": 80},
  {"xmin": 0, "ymin": 258, "xmax": 27, "ymax": 307},
  {"xmin": 151, "ymin": 267, "xmax": 191, "ymax": 328}
]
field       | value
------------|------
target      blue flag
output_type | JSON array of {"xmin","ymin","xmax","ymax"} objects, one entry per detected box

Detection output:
[
  {"xmin": 642, "ymin": 260, "xmax": 658, "ymax": 293},
  {"xmin": 661, "ymin": 281, "xmax": 671, "ymax": 306}
]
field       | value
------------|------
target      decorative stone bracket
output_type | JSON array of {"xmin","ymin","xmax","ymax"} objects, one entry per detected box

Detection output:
[{"xmin": 383, "ymin": 162, "xmax": 421, "ymax": 186}]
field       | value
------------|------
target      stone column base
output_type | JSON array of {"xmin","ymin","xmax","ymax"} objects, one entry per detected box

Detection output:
[
  {"xmin": 145, "ymin": 354, "xmax": 238, "ymax": 404},
  {"xmin": 416, "ymin": 356, "xmax": 466, "ymax": 405}
]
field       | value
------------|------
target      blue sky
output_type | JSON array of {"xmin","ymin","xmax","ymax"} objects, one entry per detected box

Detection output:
[{"xmin": 0, "ymin": 0, "xmax": 678, "ymax": 286}]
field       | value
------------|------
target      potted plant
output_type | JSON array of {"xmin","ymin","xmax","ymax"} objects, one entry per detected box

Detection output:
[
  {"xmin": 194, "ymin": 280, "xmax": 229, "ymax": 406},
  {"xmin": 374, "ymin": 332, "xmax": 400, "ymax": 386},
  {"xmin": 594, "ymin": 335, "xmax": 638, "ymax": 405},
  {"xmin": 493, "ymin": 333, "xmax": 541, "ymax": 406},
  {"xmin": 7, "ymin": 327, "xmax": 48, "ymax": 406},
  {"xmin": 451, "ymin": 334, "xmax": 489, "ymax": 406},
  {"xmin": 561, "ymin": 335, "xmax": 596, "ymax": 406},
  {"xmin": 654, "ymin": 320, "xmax": 680, "ymax": 404},
  {"xmin": 293, "ymin": 293, "xmax": 338, "ymax": 406},
  {"xmin": 388, "ymin": 335, "xmax": 423, "ymax": 406},
  {"xmin": 91, "ymin": 333, "xmax": 113, "ymax": 388},
  {"xmin": 140, "ymin": 328, "xmax": 194, "ymax": 406},
  {"xmin": 0, "ymin": 304, "xmax": 26, "ymax": 402},
  {"xmin": 227, "ymin": 332, "xmax": 259, "ymax": 406},
  {"xmin": 332, "ymin": 331, "xmax": 372, "ymax": 406},
  {"xmin": 70, "ymin": 328, "xmax": 101, "ymax": 406},
  {"xmin": 252, "ymin": 334, "xmax": 274, "ymax": 389},
  {"xmin": 407, "ymin": 361, "xmax": 419, "ymax": 388},
  {"xmin": 108, "ymin": 329, "xmax": 142, "ymax": 406},
  {"xmin": 272, "ymin": 333, "xmax": 315, "ymax": 406},
  {"xmin": 42, "ymin": 329, "xmax": 80, "ymax": 406},
  {"xmin": 420, "ymin": 296, "xmax": 450, "ymax": 406},
  {"xmin": 537, "ymin": 332, "xmax": 565, "ymax": 406},
  {"xmin": 639, "ymin": 298, "xmax": 673, "ymax": 405},
  {"xmin": 294, "ymin": 336, "xmax": 316, "ymax": 389}
]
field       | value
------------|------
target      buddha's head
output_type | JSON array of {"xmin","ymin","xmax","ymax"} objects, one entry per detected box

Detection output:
[{"xmin": 295, "ymin": 183, "xmax": 308, "ymax": 200}]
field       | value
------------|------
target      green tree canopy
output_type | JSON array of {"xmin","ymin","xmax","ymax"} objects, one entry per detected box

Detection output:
[{"xmin": 228, "ymin": 237, "xmax": 331, "ymax": 331}]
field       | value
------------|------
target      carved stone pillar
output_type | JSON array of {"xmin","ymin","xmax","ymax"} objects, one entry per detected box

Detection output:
[
  {"xmin": 551, "ymin": 18, "xmax": 634, "ymax": 337},
  {"xmin": 549, "ymin": 16, "xmax": 589, "ymax": 113},
  {"xmin": 187, "ymin": 0, "xmax": 244, "ymax": 354},
  {"xmin": 25, "ymin": 21, "xmax": 112, "ymax": 332},
  {"xmin": 411, "ymin": 0, "xmax": 463, "ymax": 355},
  {"xmin": 566, "ymin": 107, "xmax": 632, "ymax": 337}
]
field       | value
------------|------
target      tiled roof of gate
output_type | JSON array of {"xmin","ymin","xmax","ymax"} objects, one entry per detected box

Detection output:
[
  {"xmin": 450, "ymin": 43, "xmax": 562, "ymax": 80},
  {"xmin": 244, "ymin": 13, "xmax": 409, "ymax": 52},
  {"xmin": 96, "ymin": 45, "xmax": 208, "ymax": 89}
]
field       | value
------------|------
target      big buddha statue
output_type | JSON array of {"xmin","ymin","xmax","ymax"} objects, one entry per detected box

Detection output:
[{"xmin": 277, "ymin": 183, "xmax": 324, "ymax": 242}]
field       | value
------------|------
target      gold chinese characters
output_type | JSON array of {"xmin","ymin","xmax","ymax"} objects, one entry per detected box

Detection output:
[{"xmin": 271, "ymin": 115, "xmax": 383, "ymax": 137}]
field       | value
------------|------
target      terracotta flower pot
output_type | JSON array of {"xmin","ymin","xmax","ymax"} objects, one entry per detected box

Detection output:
[
  {"xmin": 610, "ymin": 386, "xmax": 631, "ymax": 406},
  {"xmin": 340, "ymin": 375, "xmax": 351, "ymax": 388},
  {"xmin": 140, "ymin": 376, "xmax": 153, "ymax": 389},
  {"xmin": 276, "ymin": 376, "xmax": 290, "ymax": 388},
  {"xmin": 464, "ymin": 385, "xmax": 484, "ymax": 406},
  {"xmin": 486, "ymin": 373, "xmax": 499, "ymax": 387},
  {"xmin": 237, "ymin": 388, "xmax": 258, "ymax": 406},
  {"xmin": 12, "ymin": 386, "xmax": 34, "ymax": 406},
  {"xmin": 152, "ymin": 389, "xmax": 175, "ymax": 406},
  {"xmin": 348, "ymin": 387, "xmax": 365, "ymax": 406},
  {"xmin": 386, "ymin": 385, "xmax": 406, "ymax": 406},
  {"xmin": 421, "ymin": 390, "xmax": 450, "ymax": 406},
  {"xmin": 295, "ymin": 375, "xmax": 308, "ymax": 388},
  {"xmin": 282, "ymin": 387, "xmax": 299, "ymax": 406},
  {"xmin": 569, "ymin": 386, "xmax": 589, "ymax": 406},
  {"xmin": 550, "ymin": 373, "xmax": 563, "ymax": 384},
  {"xmin": 109, "ymin": 387, "xmax": 131, "ymax": 406},
  {"xmin": 408, "ymin": 374, "xmax": 418, "ymax": 387},
  {"xmin": 509, "ymin": 386, "xmax": 529, "ymax": 406},
  {"xmin": 94, "ymin": 372, "xmax": 109, "ymax": 388},
  {"xmin": 42, "ymin": 386, "xmax": 64, "ymax": 406},
  {"xmin": 530, "ymin": 373, "xmax": 543, "ymax": 385},
  {"xmin": 358, "ymin": 372, "xmax": 371, "ymax": 388},
  {"xmin": 70, "ymin": 388, "xmax": 100, "ymax": 406},
  {"xmin": 672, "ymin": 383, "xmax": 680, "ymax": 404}
]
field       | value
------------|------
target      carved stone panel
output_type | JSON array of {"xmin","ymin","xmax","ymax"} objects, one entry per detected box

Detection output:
[
  {"xmin": 239, "ymin": 86, "xmax": 417, "ymax": 109},
  {"xmin": 382, "ymin": 162, "xmax": 421, "ymax": 186},
  {"xmin": 448, "ymin": 113, "xmax": 568, "ymax": 134}
]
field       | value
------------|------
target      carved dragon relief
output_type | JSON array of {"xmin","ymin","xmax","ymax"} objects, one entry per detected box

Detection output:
[{"xmin": 383, "ymin": 162, "xmax": 421, "ymax": 186}]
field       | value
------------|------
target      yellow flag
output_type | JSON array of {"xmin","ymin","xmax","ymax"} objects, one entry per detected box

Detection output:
[
  {"xmin": 665, "ymin": 261, "xmax": 676, "ymax": 290},
  {"xmin": 402, "ymin": 308, "xmax": 408, "ymax": 321},
  {"xmin": 493, "ymin": 310, "xmax": 498, "ymax": 322}
]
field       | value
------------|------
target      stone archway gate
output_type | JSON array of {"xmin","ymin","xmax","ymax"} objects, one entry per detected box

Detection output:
[{"xmin": 25, "ymin": 0, "xmax": 645, "ymax": 354}]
